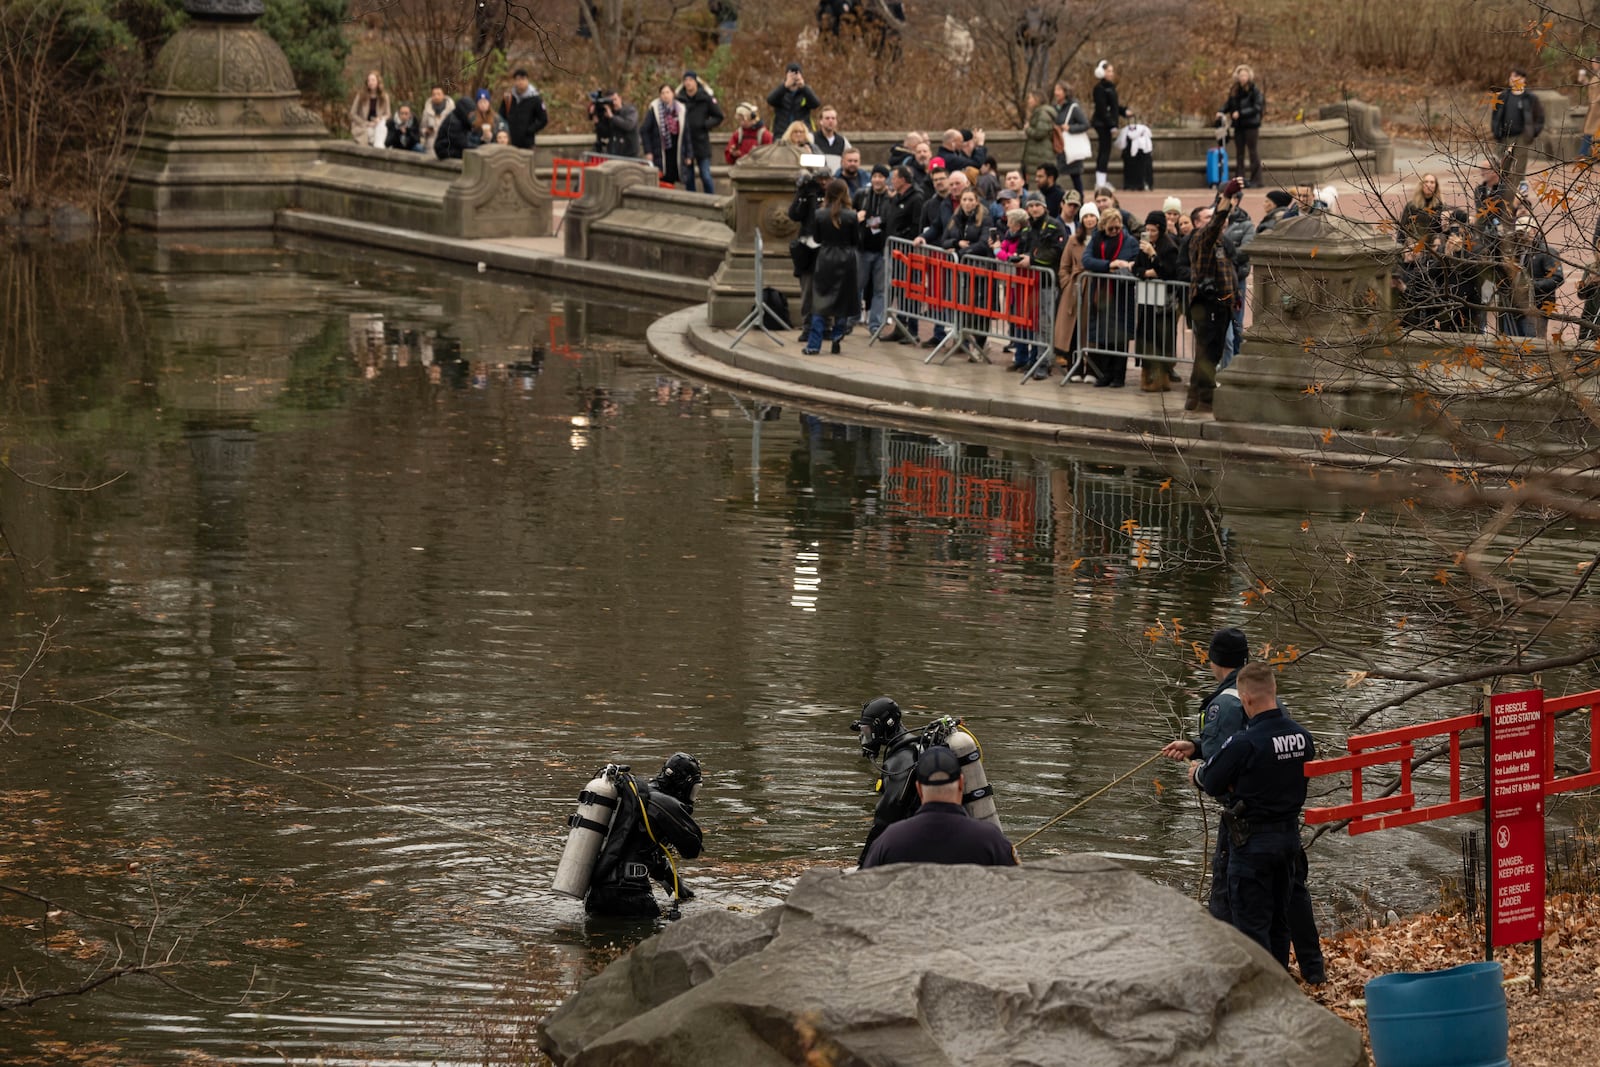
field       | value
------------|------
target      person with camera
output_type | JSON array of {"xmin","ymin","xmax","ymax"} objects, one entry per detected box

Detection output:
[
  {"xmin": 767, "ymin": 62, "xmax": 821, "ymax": 134},
  {"xmin": 678, "ymin": 71, "xmax": 724, "ymax": 194},
  {"xmin": 788, "ymin": 168, "xmax": 830, "ymax": 337},
  {"xmin": 803, "ymin": 179, "xmax": 862, "ymax": 355},
  {"xmin": 587, "ymin": 89, "xmax": 640, "ymax": 158},
  {"xmin": 883, "ymin": 166, "xmax": 925, "ymax": 344},
  {"xmin": 1185, "ymin": 177, "xmax": 1244, "ymax": 413}
]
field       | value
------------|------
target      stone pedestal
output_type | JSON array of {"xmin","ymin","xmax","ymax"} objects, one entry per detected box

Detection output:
[
  {"xmin": 123, "ymin": 0, "xmax": 328, "ymax": 229},
  {"xmin": 707, "ymin": 142, "xmax": 810, "ymax": 329},
  {"xmin": 1213, "ymin": 211, "xmax": 1404, "ymax": 429}
]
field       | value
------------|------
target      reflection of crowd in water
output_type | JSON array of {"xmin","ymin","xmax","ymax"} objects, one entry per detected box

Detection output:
[
  {"xmin": 344, "ymin": 313, "xmax": 709, "ymax": 419},
  {"xmin": 347, "ymin": 312, "xmax": 544, "ymax": 390}
]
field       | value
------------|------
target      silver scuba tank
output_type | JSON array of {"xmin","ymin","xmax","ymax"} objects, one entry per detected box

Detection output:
[
  {"xmin": 552, "ymin": 766, "xmax": 623, "ymax": 898},
  {"xmin": 945, "ymin": 725, "xmax": 1001, "ymax": 830}
]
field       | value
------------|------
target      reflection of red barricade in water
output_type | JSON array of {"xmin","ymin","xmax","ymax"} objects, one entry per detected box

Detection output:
[
  {"xmin": 884, "ymin": 460, "xmax": 1036, "ymax": 540},
  {"xmin": 1304, "ymin": 688, "xmax": 1600, "ymax": 834}
]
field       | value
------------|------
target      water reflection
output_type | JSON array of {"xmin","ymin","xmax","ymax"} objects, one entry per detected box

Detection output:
[{"xmin": 0, "ymin": 235, "xmax": 1591, "ymax": 1064}]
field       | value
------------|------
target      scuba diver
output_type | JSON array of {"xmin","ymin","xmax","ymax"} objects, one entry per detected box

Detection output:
[
  {"xmin": 552, "ymin": 753, "xmax": 704, "ymax": 919},
  {"xmin": 852, "ymin": 696, "xmax": 926, "ymax": 864}
]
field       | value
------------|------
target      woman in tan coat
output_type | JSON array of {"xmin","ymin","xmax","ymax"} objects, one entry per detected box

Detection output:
[
  {"xmin": 349, "ymin": 70, "xmax": 391, "ymax": 146},
  {"xmin": 1053, "ymin": 203, "xmax": 1098, "ymax": 380}
]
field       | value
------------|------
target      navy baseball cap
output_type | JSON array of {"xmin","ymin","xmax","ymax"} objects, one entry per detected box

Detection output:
[{"xmin": 915, "ymin": 746, "xmax": 962, "ymax": 786}]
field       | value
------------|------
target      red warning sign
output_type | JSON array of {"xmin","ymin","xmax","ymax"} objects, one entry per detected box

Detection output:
[{"xmin": 1488, "ymin": 689, "xmax": 1545, "ymax": 947}]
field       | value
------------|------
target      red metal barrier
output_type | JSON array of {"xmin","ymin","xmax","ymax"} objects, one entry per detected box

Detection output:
[
  {"xmin": 886, "ymin": 246, "xmax": 1045, "ymax": 331},
  {"xmin": 550, "ymin": 157, "xmax": 594, "ymax": 200},
  {"xmin": 1304, "ymin": 688, "xmax": 1600, "ymax": 834},
  {"xmin": 884, "ymin": 460, "xmax": 1036, "ymax": 539}
]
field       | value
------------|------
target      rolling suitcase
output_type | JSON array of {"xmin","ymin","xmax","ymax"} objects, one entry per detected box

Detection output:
[{"xmin": 1205, "ymin": 145, "xmax": 1229, "ymax": 188}]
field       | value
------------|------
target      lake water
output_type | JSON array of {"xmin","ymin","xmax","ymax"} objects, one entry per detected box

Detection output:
[{"xmin": 0, "ymin": 235, "xmax": 1589, "ymax": 1065}]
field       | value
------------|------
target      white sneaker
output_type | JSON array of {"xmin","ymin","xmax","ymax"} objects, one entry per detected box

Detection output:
[{"xmin": 1094, "ymin": 171, "xmax": 1107, "ymax": 188}]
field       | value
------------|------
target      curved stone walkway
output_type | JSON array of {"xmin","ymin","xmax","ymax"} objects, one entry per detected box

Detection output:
[{"xmin": 648, "ymin": 305, "xmax": 1462, "ymax": 468}]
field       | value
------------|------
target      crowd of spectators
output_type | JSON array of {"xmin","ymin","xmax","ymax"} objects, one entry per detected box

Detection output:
[{"xmin": 350, "ymin": 54, "xmax": 1582, "ymax": 407}]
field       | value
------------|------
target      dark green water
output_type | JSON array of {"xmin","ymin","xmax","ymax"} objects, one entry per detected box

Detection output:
[{"xmin": 0, "ymin": 236, "xmax": 1589, "ymax": 1064}]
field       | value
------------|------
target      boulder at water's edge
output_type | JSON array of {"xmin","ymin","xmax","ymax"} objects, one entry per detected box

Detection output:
[{"xmin": 539, "ymin": 855, "xmax": 1363, "ymax": 1067}]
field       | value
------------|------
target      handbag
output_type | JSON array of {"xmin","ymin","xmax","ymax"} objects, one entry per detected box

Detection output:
[
  {"xmin": 370, "ymin": 122, "xmax": 387, "ymax": 149},
  {"xmin": 1062, "ymin": 130, "xmax": 1092, "ymax": 163},
  {"xmin": 789, "ymin": 238, "xmax": 818, "ymax": 277}
]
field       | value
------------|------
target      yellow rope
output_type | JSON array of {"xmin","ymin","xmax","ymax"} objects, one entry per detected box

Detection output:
[
  {"xmin": 1014, "ymin": 752, "xmax": 1165, "ymax": 851},
  {"xmin": 68, "ymin": 702, "xmax": 538, "ymax": 857},
  {"xmin": 626, "ymin": 776, "xmax": 679, "ymax": 900}
]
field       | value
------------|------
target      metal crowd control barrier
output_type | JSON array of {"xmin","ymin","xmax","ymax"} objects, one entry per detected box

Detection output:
[
  {"xmin": 729, "ymin": 229, "xmax": 790, "ymax": 349},
  {"xmin": 874, "ymin": 239, "xmax": 1055, "ymax": 372},
  {"xmin": 1066, "ymin": 271, "xmax": 1193, "ymax": 386},
  {"xmin": 875, "ymin": 237, "xmax": 957, "ymax": 349}
]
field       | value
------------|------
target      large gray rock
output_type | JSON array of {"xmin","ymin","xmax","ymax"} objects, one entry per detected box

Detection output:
[{"xmin": 540, "ymin": 856, "xmax": 1362, "ymax": 1067}]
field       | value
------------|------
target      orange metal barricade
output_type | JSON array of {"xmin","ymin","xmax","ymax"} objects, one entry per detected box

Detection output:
[{"xmin": 550, "ymin": 157, "xmax": 594, "ymax": 200}]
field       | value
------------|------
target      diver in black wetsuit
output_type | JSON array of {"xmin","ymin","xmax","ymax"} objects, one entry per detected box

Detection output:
[
  {"xmin": 851, "ymin": 696, "xmax": 926, "ymax": 865},
  {"xmin": 584, "ymin": 753, "xmax": 703, "ymax": 918}
]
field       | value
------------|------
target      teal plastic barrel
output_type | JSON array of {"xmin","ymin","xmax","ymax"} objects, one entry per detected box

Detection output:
[{"xmin": 1364, "ymin": 961, "xmax": 1509, "ymax": 1067}]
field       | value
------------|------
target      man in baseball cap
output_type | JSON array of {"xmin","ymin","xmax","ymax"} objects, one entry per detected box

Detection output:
[{"xmin": 858, "ymin": 747, "xmax": 1019, "ymax": 869}]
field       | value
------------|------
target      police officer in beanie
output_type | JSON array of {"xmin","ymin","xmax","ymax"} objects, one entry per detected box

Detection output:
[
  {"xmin": 585, "ymin": 753, "xmax": 704, "ymax": 918},
  {"xmin": 851, "ymin": 696, "xmax": 925, "ymax": 863},
  {"xmin": 1161, "ymin": 626, "xmax": 1248, "ymax": 916},
  {"xmin": 1191, "ymin": 664, "xmax": 1316, "ymax": 968},
  {"xmin": 859, "ymin": 747, "xmax": 1018, "ymax": 869}
]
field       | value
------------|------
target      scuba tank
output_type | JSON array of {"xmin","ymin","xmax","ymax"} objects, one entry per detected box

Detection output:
[
  {"xmin": 552, "ymin": 765, "xmax": 624, "ymax": 898},
  {"xmin": 924, "ymin": 717, "xmax": 1001, "ymax": 830}
]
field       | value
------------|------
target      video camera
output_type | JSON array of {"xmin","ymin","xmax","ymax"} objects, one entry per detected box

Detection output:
[{"xmin": 587, "ymin": 89, "xmax": 613, "ymax": 118}]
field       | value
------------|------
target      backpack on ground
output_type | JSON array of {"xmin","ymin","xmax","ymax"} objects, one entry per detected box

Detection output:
[{"xmin": 762, "ymin": 287, "xmax": 791, "ymax": 330}]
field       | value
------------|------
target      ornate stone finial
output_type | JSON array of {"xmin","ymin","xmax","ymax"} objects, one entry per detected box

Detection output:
[{"xmin": 184, "ymin": 0, "xmax": 266, "ymax": 18}]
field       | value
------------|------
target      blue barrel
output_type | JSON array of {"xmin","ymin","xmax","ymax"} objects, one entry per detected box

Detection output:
[{"xmin": 1365, "ymin": 961, "xmax": 1509, "ymax": 1067}]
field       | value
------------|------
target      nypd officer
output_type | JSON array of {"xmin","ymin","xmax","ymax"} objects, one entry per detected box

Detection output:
[
  {"xmin": 1190, "ymin": 663, "xmax": 1316, "ymax": 966},
  {"xmin": 1159, "ymin": 626, "xmax": 1249, "ymax": 919},
  {"xmin": 852, "ymin": 696, "xmax": 925, "ymax": 863},
  {"xmin": 859, "ymin": 747, "xmax": 1018, "ymax": 868},
  {"xmin": 585, "ymin": 753, "xmax": 704, "ymax": 918}
]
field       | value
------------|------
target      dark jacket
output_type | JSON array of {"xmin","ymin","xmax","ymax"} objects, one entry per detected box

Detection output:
[
  {"xmin": 594, "ymin": 102, "xmax": 641, "ymax": 158},
  {"xmin": 1223, "ymin": 82, "xmax": 1265, "ymax": 129},
  {"xmin": 860, "ymin": 732, "xmax": 922, "ymax": 863},
  {"xmin": 766, "ymin": 82, "xmax": 821, "ymax": 133},
  {"xmin": 859, "ymin": 802, "xmax": 1018, "ymax": 869},
  {"xmin": 433, "ymin": 96, "xmax": 476, "ymax": 160},
  {"xmin": 1024, "ymin": 214, "xmax": 1067, "ymax": 271},
  {"xmin": 942, "ymin": 205, "xmax": 991, "ymax": 255},
  {"xmin": 1133, "ymin": 231, "xmax": 1180, "ymax": 282},
  {"xmin": 503, "ymin": 85, "xmax": 548, "ymax": 149},
  {"xmin": 1192, "ymin": 668, "xmax": 1246, "ymax": 762},
  {"xmin": 1491, "ymin": 89, "xmax": 1545, "ymax": 142},
  {"xmin": 1091, "ymin": 78, "xmax": 1126, "ymax": 129},
  {"xmin": 1195, "ymin": 706, "xmax": 1316, "ymax": 823},
  {"xmin": 919, "ymin": 192, "xmax": 957, "ymax": 244},
  {"xmin": 385, "ymin": 112, "xmax": 421, "ymax": 151},
  {"xmin": 887, "ymin": 186, "xmax": 925, "ymax": 242},
  {"xmin": 810, "ymin": 207, "xmax": 862, "ymax": 319},
  {"xmin": 854, "ymin": 185, "xmax": 893, "ymax": 253},
  {"xmin": 678, "ymin": 85, "xmax": 724, "ymax": 159},
  {"xmin": 935, "ymin": 143, "xmax": 988, "ymax": 172}
]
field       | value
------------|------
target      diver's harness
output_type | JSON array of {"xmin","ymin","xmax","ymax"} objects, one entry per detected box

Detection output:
[
  {"xmin": 869, "ymin": 714, "xmax": 993, "ymax": 810},
  {"xmin": 588, "ymin": 763, "xmax": 686, "ymax": 916}
]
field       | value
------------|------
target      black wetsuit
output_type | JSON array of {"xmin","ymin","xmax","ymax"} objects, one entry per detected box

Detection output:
[
  {"xmin": 585, "ymin": 776, "xmax": 702, "ymax": 918},
  {"xmin": 858, "ymin": 731, "xmax": 923, "ymax": 864}
]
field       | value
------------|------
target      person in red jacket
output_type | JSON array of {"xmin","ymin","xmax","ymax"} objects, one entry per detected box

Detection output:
[{"xmin": 725, "ymin": 102, "xmax": 773, "ymax": 164}]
